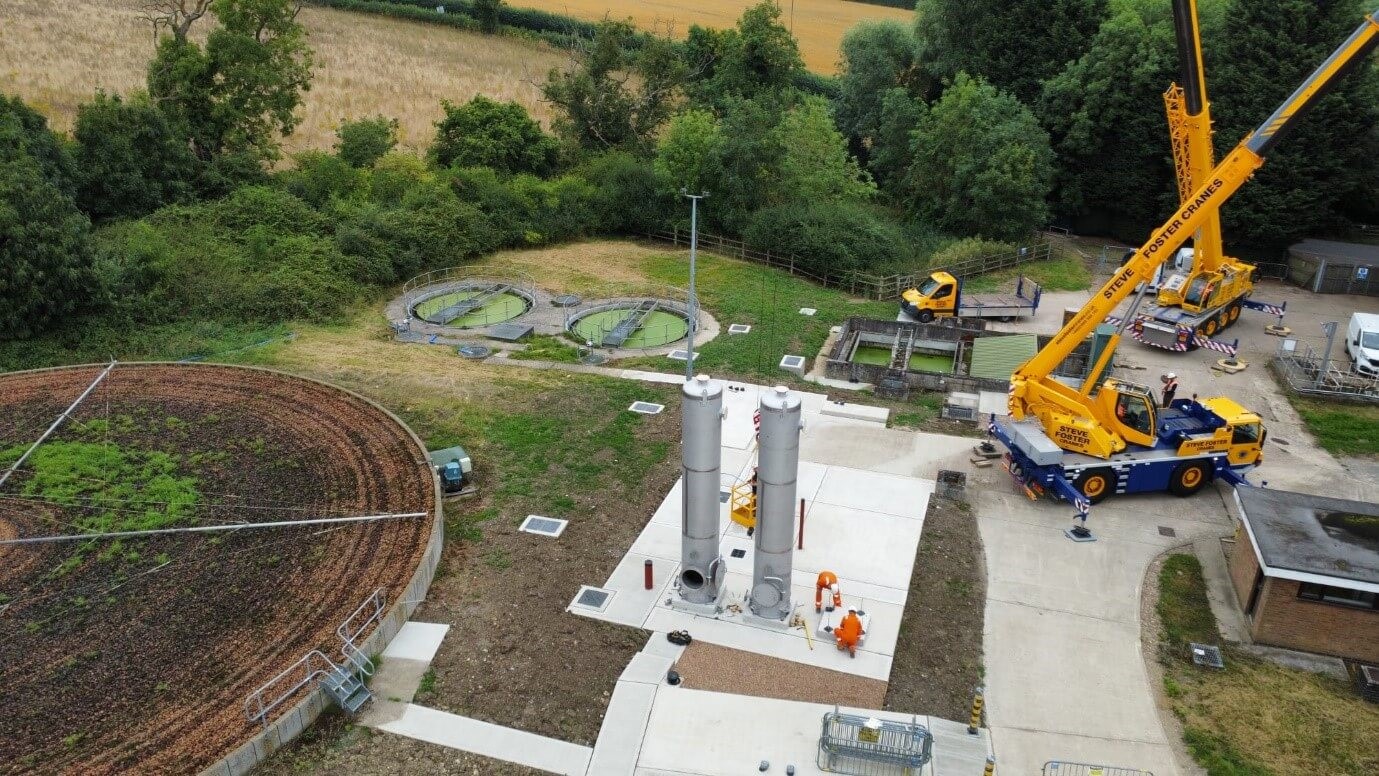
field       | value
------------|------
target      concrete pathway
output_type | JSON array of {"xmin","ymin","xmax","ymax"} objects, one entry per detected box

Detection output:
[{"xmin": 375, "ymin": 704, "xmax": 592, "ymax": 775}]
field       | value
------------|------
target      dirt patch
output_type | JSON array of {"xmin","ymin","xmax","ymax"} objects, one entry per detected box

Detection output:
[
  {"xmin": 882, "ymin": 495, "xmax": 986, "ymax": 720},
  {"xmin": 674, "ymin": 640, "xmax": 888, "ymax": 709},
  {"xmin": 255, "ymin": 711, "xmax": 542, "ymax": 776}
]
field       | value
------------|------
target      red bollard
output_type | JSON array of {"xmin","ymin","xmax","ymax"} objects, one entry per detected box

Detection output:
[{"xmin": 644, "ymin": 559, "xmax": 654, "ymax": 590}]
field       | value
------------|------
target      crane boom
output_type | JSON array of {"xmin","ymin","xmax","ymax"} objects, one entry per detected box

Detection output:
[
  {"xmin": 1165, "ymin": 0, "xmax": 1226, "ymax": 267},
  {"xmin": 1011, "ymin": 7, "xmax": 1379, "ymax": 426}
]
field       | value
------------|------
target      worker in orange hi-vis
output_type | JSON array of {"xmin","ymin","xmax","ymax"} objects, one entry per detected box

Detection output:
[
  {"xmin": 835, "ymin": 608, "xmax": 864, "ymax": 657},
  {"xmin": 815, "ymin": 570, "xmax": 841, "ymax": 612}
]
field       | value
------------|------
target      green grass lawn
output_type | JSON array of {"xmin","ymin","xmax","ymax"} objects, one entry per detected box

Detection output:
[
  {"xmin": 1156, "ymin": 554, "xmax": 1379, "ymax": 775},
  {"xmin": 1289, "ymin": 396, "xmax": 1379, "ymax": 457},
  {"xmin": 624, "ymin": 252, "xmax": 895, "ymax": 379},
  {"xmin": 962, "ymin": 255, "xmax": 1093, "ymax": 293}
]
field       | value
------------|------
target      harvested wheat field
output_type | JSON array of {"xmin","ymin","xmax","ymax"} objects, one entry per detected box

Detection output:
[
  {"xmin": 0, "ymin": 0, "xmax": 565, "ymax": 153},
  {"xmin": 509, "ymin": 0, "xmax": 912, "ymax": 72}
]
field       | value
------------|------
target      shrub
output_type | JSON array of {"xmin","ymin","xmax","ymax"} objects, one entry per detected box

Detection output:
[
  {"xmin": 281, "ymin": 151, "xmax": 367, "ymax": 208},
  {"xmin": 72, "ymin": 92, "xmax": 197, "ymax": 221},
  {"xmin": 575, "ymin": 151, "xmax": 671, "ymax": 234},
  {"xmin": 925, "ymin": 237, "xmax": 1018, "ymax": 271},
  {"xmin": 430, "ymin": 96, "xmax": 558, "ymax": 176},
  {"xmin": 204, "ymin": 186, "xmax": 328, "ymax": 236},
  {"xmin": 335, "ymin": 116, "xmax": 398, "ymax": 168},
  {"xmin": 744, "ymin": 201, "xmax": 909, "ymax": 279}
]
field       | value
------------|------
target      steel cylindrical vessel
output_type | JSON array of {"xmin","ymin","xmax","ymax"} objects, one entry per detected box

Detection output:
[
  {"xmin": 750, "ymin": 385, "xmax": 802, "ymax": 620},
  {"xmin": 679, "ymin": 374, "xmax": 724, "ymax": 603}
]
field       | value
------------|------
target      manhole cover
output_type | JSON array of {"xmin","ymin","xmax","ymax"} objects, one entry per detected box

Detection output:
[
  {"xmin": 520, "ymin": 515, "xmax": 568, "ymax": 537},
  {"xmin": 667, "ymin": 349, "xmax": 695, "ymax": 362},
  {"xmin": 551, "ymin": 294, "xmax": 582, "ymax": 307},
  {"xmin": 580, "ymin": 353, "xmax": 608, "ymax": 366},
  {"xmin": 730, "ymin": 548, "xmax": 746, "ymax": 558},
  {"xmin": 780, "ymin": 355, "xmax": 805, "ymax": 368},
  {"xmin": 456, "ymin": 344, "xmax": 491, "ymax": 359},
  {"xmin": 799, "ymin": 308, "xmax": 817, "ymax": 316},
  {"xmin": 629, "ymin": 401, "xmax": 665, "ymax": 414},
  {"xmin": 729, "ymin": 324, "xmax": 752, "ymax": 334},
  {"xmin": 1158, "ymin": 526, "xmax": 1176, "ymax": 537}
]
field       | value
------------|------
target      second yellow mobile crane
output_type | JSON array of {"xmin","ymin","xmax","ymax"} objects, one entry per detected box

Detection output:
[
  {"xmin": 1126, "ymin": 0, "xmax": 1288, "ymax": 356},
  {"xmin": 993, "ymin": 5, "xmax": 1379, "ymax": 528}
]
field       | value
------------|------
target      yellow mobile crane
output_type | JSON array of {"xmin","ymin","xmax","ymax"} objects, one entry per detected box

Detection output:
[
  {"xmin": 1128, "ymin": 0, "xmax": 1287, "ymax": 355},
  {"xmin": 993, "ymin": 6, "xmax": 1379, "ymax": 527}
]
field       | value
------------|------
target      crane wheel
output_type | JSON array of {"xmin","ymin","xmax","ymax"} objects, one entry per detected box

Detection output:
[
  {"xmin": 1169, "ymin": 461, "xmax": 1211, "ymax": 497},
  {"xmin": 1073, "ymin": 469, "xmax": 1114, "ymax": 504},
  {"xmin": 1228, "ymin": 304, "xmax": 1241, "ymax": 323},
  {"xmin": 917, "ymin": 310, "xmax": 934, "ymax": 323},
  {"xmin": 1203, "ymin": 318, "xmax": 1219, "ymax": 336}
]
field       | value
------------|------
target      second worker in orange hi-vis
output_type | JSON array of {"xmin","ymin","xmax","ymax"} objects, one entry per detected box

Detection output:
[
  {"xmin": 835, "ymin": 608, "xmax": 864, "ymax": 657},
  {"xmin": 815, "ymin": 570, "xmax": 840, "ymax": 612}
]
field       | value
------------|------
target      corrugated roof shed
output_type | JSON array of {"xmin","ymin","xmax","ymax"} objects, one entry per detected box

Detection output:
[{"xmin": 969, "ymin": 334, "xmax": 1038, "ymax": 381}]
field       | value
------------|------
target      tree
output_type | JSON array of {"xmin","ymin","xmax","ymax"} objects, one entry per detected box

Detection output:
[
  {"xmin": 430, "ymin": 97, "xmax": 558, "ymax": 175},
  {"xmin": 869, "ymin": 88, "xmax": 925, "ymax": 192},
  {"xmin": 835, "ymin": 20, "xmax": 924, "ymax": 156},
  {"xmin": 0, "ymin": 103, "xmax": 96, "ymax": 338},
  {"xmin": 146, "ymin": 0, "xmax": 313, "ymax": 163},
  {"xmin": 903, "ymin": 73, "xmax": 1053, "ymax": 239},
  {"xmin": 472, "ymin": 0, "xmax": 503, "ymax": 34},
  {"xmin": 685, "ymin": 2, "xmax": 804, "ymax": 108},
  {"xmin": 654, "ymin": 109, "xmax": 722, "ymax": 193},
  {"xmin": 772, "ymin": 96, "xmax": 874, "ymax": 203},
  {"xmin": 72, "ymin": 92, "xmax": 198, "ymax": 221},
  {"xmin": 335, "ymin": 116, "xmax": 398, "ymax": 168},
  {"xmin": 543, "ymin": 20, "xmax": 686, "ymax": 152},
  {"xmin": 915, "ymin": 0, "xmax": 1107, "ymax": 106},
  {"xmin": 0, "ymin": 94, "xmax": 75, "ymax": 197},
  {"xmin": 1210, "ymin": 0, "xmax": 1379, "ymax": 248},
  {"xmin": 1039, "ymin": 4, "xmax": 1180, "ymax": 239}
]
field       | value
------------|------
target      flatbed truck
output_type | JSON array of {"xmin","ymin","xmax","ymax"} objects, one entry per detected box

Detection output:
[{"xmin": 899, "ymin": 271, "xmax": 1041, "ymax": 323}]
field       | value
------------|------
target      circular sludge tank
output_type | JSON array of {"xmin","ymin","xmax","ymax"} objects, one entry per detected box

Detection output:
[
  {"xmin": 568, "ymin": 299, "xmax": 692, "ymax": 349},
  {"xmin": 403, "ymin": 270, "xmax": 535, "ymax": 329},
  {"xmin": 0, "ymin": 363, "xmax": 437, "ymax": 774}
]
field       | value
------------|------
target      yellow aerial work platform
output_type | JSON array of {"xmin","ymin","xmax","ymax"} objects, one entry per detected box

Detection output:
[{"xmin": 729, "ymin": 482, "xmax": 756, "ymax": 529}]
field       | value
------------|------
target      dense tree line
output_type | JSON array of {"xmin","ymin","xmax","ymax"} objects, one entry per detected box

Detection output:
[{"xmin": 3, "ymin": 0, "xmax": 1377, "ymax": 344}]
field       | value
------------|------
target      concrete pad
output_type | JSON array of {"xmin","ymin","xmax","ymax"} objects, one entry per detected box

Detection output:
[
  {"xmin": 979, "ymin": 391, "xmax": 1010, "ymax": 416},
  {"xmin": 381, "ymin": 621, "xmax": 451, "ymax": 663},
  {"xmin": 635, "ymin": 687, "xmax": 991, "ymax": 776},
  {"xmin": 377, "ymin": 703, "xmax": 592, "ymax": 775},
  {"xmin": 793, "ymin": 501, "xmax": 925, "ymax": 591},
  {"xmin": 820, "ymin": 401, "xmax": 890, "ymax": 424},
  {"xmin": 620, "ymin": 370, "xmax": 687, "ymax": 386},
  {"xmin": 815, "ymin": 467, "xmax": 930, "ymax": 520},
  {"xmin": 800, "ymin": 421, "xmax": 973, "ymax": 478},
  {"xmin": 588, "ymin": 680, "xmax": 658, "ymax": 776},
  {"xmin": 358, "ymin": 657, "xmax": 430, "ymax": 727},
  {"xmin": 578, "ymin": 552, "xmax": 677, "ymax": 627},
  {"xmin": 629, "ymin": 520, "xmax": 683, "ymax": 561},
  {"xmin": 620, "ymin": 652, "xmax": 675, "ymax": 685},
  {"xmin": 993, "ymin": 726, "xmax": 1178, "ymax": 776}
]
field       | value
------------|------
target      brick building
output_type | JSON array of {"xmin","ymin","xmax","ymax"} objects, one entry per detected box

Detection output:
[{"xmin": 1226, "ymin": 487, "xmax": 1379, "ymax": 664}]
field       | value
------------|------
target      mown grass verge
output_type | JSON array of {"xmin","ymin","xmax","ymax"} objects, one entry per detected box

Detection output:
[
  {"xmin": 1287, "ymin": 395, "xmax": 1379, "ymax": 457},
  {"xmin": 1156, "ymin": 554, "xmax": 1379, "ymax": 775}
]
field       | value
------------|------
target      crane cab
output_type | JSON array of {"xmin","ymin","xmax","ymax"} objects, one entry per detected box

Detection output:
[{"xmin": 900, "ymin": 271, "xmax": 959, "ymax": 320}]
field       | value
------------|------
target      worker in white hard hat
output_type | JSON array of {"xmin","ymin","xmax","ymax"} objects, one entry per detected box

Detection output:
[
  {"xmin": 1161, "ymin": 372, "xmax": 1180, "ymax": 408},
  {"xmin": 815, "ymin": 570, "xmax": 841, "ymax": 612}
]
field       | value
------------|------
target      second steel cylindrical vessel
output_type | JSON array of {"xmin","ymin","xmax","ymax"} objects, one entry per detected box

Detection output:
[
  {"xmin": 749, "ymin": 385, "xmax": 802, "ymax": 620},
  {"xmin": 679, "ymin": 374, "xmax": 724, "ymax": 604}
]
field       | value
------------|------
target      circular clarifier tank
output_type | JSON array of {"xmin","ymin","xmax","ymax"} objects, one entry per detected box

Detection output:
[
  {"xmin": 569, "ymin": 302, "xmax": 691, "ymax": 349},
  {"xmin": 411, "ymin": 284, "xmax": 532, "ymax": 328}
]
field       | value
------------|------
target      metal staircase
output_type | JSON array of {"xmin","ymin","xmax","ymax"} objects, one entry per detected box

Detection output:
[
  {"xmin": 322, "ymin": 665, "xmax": 372, "ymax": 714},
  {"xmin": 433, "ymin": 283, "xmax": 510, "ymax": 324}
]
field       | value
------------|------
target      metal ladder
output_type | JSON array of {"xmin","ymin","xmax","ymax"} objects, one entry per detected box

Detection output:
[{"xmin": 889, "ymin": 328, "xmax": 915, "ymax": 371}]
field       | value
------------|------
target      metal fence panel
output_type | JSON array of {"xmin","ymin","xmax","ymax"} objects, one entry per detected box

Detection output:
[
  {"xmin": 817, "ymin": 709, "xmax": 933, "ymax": 775},
  {"xmin": 1043, "ymin": 761, "xmax": 1154, "ymax": 776}
]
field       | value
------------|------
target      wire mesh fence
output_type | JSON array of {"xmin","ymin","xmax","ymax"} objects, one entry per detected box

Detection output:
[
  {"xmin": 1272, "ymin": 337, "xmax": 1379, "ymax": 402},
  {"xmin": 1043, "ymin": 761, "xmax": 1155, "ymax": 776}
]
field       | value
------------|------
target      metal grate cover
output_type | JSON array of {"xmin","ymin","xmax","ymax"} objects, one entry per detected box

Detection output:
[
  {"xmin": 551, "ymin": 294, "xmax": 582, "ymax": 307},
  {"xmin": 799, "ymin": 308, "xmax": 817, "ymax": 316},
  {"xmin": 456, "ymin": 344, "xmax": 491, "ymax": 359},
  {"xmin": 571, "ymin": 585, "xmax": 613, "ymax": 612},
  {"xmin": 667, "ymin": 349, "xmax": 696, "ymax": 362},
  {"xmin": 1190, "ymin": 643, "xmax": 1225, "ymax": 669},
  {"xmin": 729, "ymin": 324, "xmax": 752, "ymax": 334},
  {"xmin": 629, "ymin": 401, "xmax": 665, "ymax": 414},
  {"xmin": 781, "ymin": 355, "xmax": 806, "ymax": 368},
  {"xmin": 519, "ymin": 515, "xmax": 568, "ymax": 537},
  {"xmin": 730, "ymin": 548, "xmax": 746, "ymax": 558},
  {"xmin": 1158, "ymin": 526, "xmax": 1176, "ymax": 537}
]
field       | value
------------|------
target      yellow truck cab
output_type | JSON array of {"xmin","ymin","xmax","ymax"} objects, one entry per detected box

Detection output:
[{"xmin": 900, "ymin": 272, "xmax": 1041, "ymax": 323}]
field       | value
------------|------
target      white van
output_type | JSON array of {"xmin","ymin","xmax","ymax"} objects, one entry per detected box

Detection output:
[{"xmin": 1345, "ymin": 312, "xmax": 1379, "ymax": 376}]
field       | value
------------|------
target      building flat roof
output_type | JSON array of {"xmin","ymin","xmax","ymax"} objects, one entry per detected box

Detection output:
[
  {"xmin": 1289, "ymin": 238, "xmax": 1379, "ymax": 264},
  {"xmin": 1236, "ymin": 486, "xmax": 1379, "ymax": 591}
]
